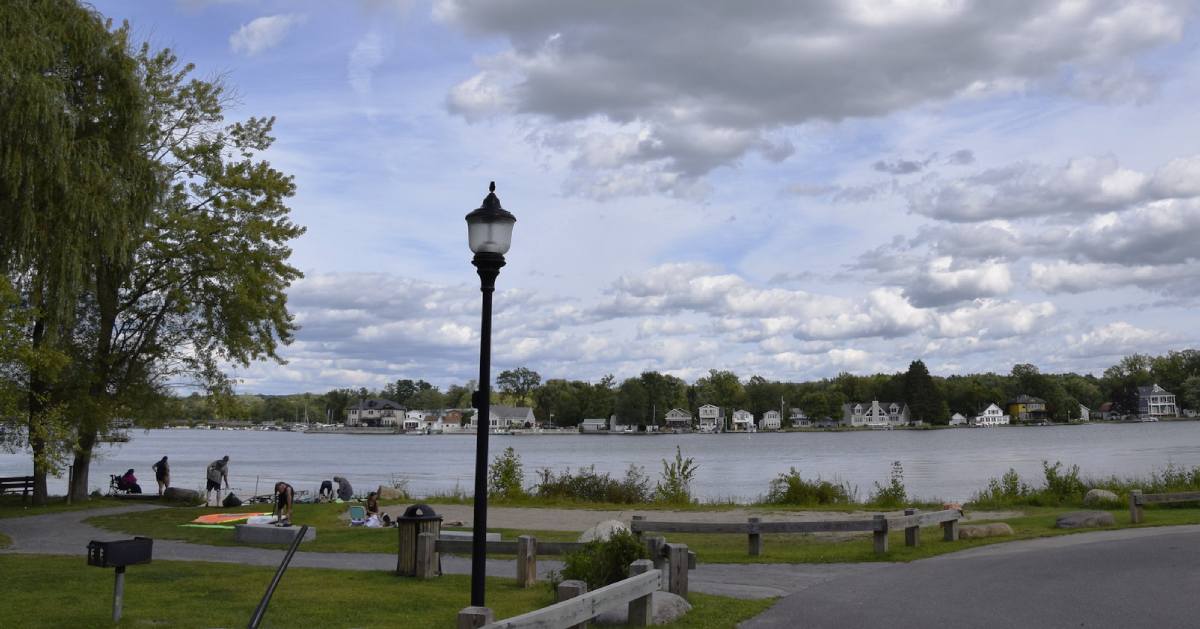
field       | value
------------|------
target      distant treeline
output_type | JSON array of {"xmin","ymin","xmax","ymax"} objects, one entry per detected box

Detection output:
[{"xmin": 157, "ymin": 351, "xmax": 1200, "ymax": 427}]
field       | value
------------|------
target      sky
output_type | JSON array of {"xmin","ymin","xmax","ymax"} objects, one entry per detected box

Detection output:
[{"xmin": 92, "ymin": 0, "xmax": 1200, "ymax": 394}]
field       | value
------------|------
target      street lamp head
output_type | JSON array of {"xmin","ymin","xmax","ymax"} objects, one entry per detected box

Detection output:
[{"xmin": 465, "ymin": 181, "xmax": 516, "ymax": 255}]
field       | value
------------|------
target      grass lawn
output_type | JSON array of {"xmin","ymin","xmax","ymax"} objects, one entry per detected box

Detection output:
[
  {"xmin": 0, "ymin": 494, "xmax": 133, "ymax": 519},
  {"xmin": 0, "ymin": 530, "xmax": 10, "ymax": 549},
  {"xmin": 1, "ymin": 554, "xmax": 769, "ymax": 629}
]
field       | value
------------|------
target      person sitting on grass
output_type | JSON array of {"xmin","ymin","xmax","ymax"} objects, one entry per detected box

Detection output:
[
  {"xmin": 118, "ymin": 469, "xmax": 142, "ymax": 494},
  {"xmin": 273, "ymin": 481, "xmax": 295, "ymax": 526},
  {"xmin": 366, "ymin": 491, "xmax": 379, "ymax": 516}
]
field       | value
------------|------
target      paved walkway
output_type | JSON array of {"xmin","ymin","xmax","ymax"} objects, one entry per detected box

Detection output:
[{"xmin": 6, "ymin": 506, "xmax": 1197, "ymax": 627}]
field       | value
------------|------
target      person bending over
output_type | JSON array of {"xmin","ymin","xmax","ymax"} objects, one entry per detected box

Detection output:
[
  {"xmin": 206, "ymin": 455, "xmax": 230, "ymax": 506},
  {"xmin": 152, "ymin": 456, "xmax": 170, "ymax": 495},
  {"xmin": 318, "ymin": 479, "xmax": 333, "ymax": 502},
  {"xmin": 273, "ymin": 481, "xmax": 295, "ymax": 525}
]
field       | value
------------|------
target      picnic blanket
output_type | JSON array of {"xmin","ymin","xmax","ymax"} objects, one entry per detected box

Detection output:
[{"xmin": 190, "ymin": 512, "xmax": 270, "ymax": 525}]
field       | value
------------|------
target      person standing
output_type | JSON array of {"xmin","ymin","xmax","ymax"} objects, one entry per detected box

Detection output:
[
  {"xmin": 273, "ymin": 481, "xmax": 295, "ymax": 525},
  {"xmin": 206, "ymin": 455, "xmax": 230, "ymax": 506},
  {"xmin": 151, "ymin": 456, "xmax": 170, "ymax": 495}
]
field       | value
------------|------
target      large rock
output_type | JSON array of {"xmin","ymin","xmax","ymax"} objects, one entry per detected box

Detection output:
[
  {"xmin": 376, "ymin": 485, "xmax": 407, "ymax": 501},
  {"xmin": 578, "ymin": 519, "xmax": 630, "ymax": 543},
  {"xmin": 958, "ymin": 522, "xmax": 1014, "ymax": 539},
  {"xmin": 1083, "ymin": 489, "xmax": 1120, "ymax": 506},
  {"xmin": 162, "ymin": 487, "xmax": 201, "ymax": 504},
  {"xmin": 1056, "ymin": 511, "xmax": 1116, "ymax": 529},
  {"xmin": 595, "ymin": 591, "xmax": 691, "ymax": 625}
]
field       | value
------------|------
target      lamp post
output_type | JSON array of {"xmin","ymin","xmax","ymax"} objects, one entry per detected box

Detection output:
[{"xmin": 465, "ymin": 181, "xmax": 516, "ymax": 607}]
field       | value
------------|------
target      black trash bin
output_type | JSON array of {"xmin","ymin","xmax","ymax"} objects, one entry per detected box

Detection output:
[{"xmin": 396, "ymin": 504, "xmax": 442, "ymax": 576}]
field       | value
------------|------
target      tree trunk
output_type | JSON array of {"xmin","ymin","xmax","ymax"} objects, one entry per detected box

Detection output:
[
  {"xmin": 29, "ymin": 317, "xmax": 49, "ymax": 506},
  {"xmin": 70, "ymin": 430, "xmax": 97, "ymax": 501},
  {"xmin": 71, "ymin": 262, "xmax": 119, "ymax": 503}
]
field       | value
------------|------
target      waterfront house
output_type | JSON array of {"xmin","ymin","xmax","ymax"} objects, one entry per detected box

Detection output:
[
  {"xmin": 760, "ymin": 410, "xmax": 782, "ymax": 431},
  {"xmin": 949, "ymin": 412, "xmax": 968, "ymax": 426},
  {"xmin": 698, "ymin": 404, "xmax": 725, "ymax": 432},
  {"xmin": 664, "ymin": 408, "xmax": 693, "ymax": 432},
  {"xmin": 440, "ymin": 409, "xmax": 466, "ymax": 432},
  {"xmin": 1076, "ymin": 404, "xmax": 1091, "ymax": 422},
  {"xmin": 841, "ymin": 401, "xmax": 910, "ymax": 428},
  {"xmin": 971, "ymin": 403, "xmax": 1010, "ymax": 427},
  {"xmin": 580, "ymin": 417, "xmax": 609, "ymax": 433},
  {"xmin": 731, "ymin": 409, "xmax": 755, "ymax": 431},
  {"xmin": 1006, "ymin": 395, "xmax": 1048, "ymax": 422},
  {"xmin": 1138, "ymin": 384, "xmax": 1178, "ymax": 418},
  {"xmin": 346, "ymin": 399, "xmax": 404, "ymax": 427},
  {"xmin": 472, "ymin": 406, "xmax": 536, "ymax": 431},
  {"xmin": 789, "ymin": 408, "xmax": 811, "ymax": 427}
]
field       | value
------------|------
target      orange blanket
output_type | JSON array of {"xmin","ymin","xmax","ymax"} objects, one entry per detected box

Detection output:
[{"xmin": 190, "ymin": 512, "xmax": 269, "ymax": 525}]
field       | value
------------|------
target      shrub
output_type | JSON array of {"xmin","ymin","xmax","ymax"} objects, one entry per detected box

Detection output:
[
  {"xmin": 869, "ymin": 461, "xmax": 907, "ymax": 508},
  {"xmin": 560, "ymin": 530, "xmax": 648, "ymax": 590},
  {"xmin": 1041, "ymin": 460, "xmax": 1085, "ymax": 505},
  {"xmin": 534, "ymin": 464, "xmax": 651, "ymax": 504},
  {"xmin": 655, "ymin": 446, "xmax": 698, "ymax": 505},
  {"xmin": 488, "ymin": 447, "xmax": 526, "ymax": 499},
  {"xmin": 969, "ymin": 468, "xmax": 1031, "ymax": 508},
  {"xmin": 764, "ymin": 468, "xmax": 854, "ymax": 506}
]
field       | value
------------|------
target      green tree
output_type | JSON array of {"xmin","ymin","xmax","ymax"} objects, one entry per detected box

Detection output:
[
  {"xmin": 1179, "ymin": 375, "xmax": 1200, "ymax": 414},
  {"xmin": 903, "ymin": 360, "xmax": 946, "ymax": 423},
  {"xmin": 1, "ymin": 2, "xmax": 156, "ymax": 503},
  {"xmin": 496, "ymin": 367, "xmax": 541, "ymax": 406},
  {"xmin": 614, "ymin": 378, "xmax": 649, "ymax": 425}
]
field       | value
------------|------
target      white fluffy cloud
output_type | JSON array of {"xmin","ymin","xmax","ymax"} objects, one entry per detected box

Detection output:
[
  {"xmin": 230, "ymin": 14, "xmax": 305, "ymax": 56},
  {"xmin": 438, "ymin": 0, "xmax": 1185, "ymax": 188}
]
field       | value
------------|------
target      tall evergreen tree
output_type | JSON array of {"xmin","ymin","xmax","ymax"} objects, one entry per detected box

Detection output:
[{"xmin": 903, "ymin": 359, "xmax": 946, "ymax": 423}]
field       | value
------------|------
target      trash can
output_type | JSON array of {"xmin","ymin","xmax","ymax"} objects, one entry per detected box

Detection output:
[{"xmin": 396, "ymin": 504, "xmax": 442, "ymax": 576}]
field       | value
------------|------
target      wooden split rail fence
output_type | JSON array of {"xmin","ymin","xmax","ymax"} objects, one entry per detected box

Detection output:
[
  {"xmin": 631, "ymin": 508, "xmax": 963, "ymax": 556},
  {"xmin": 1129, "ymin": 489, "xmax": 1200, "ymax": 524}
]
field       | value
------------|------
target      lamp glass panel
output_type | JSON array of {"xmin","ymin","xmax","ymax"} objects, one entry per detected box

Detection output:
[{"xmin": 467, "ymin": 218, "xmax": 514, "ymax": 254}]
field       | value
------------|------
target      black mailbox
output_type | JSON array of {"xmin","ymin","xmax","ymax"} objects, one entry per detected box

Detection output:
[{"xmin": 87, "ymin": 537, "xmax": 153, "ymax": 568}]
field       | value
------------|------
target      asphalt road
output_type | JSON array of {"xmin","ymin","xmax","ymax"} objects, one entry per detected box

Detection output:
[{"xmin": 742, "ymin": 525, "xmax": 1200, "ymax": 628}]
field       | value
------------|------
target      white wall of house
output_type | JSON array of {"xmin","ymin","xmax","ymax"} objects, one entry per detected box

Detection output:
[
  {"xmin": 731, "ymin": 409, "xmax": 755, "ymax": 431},
  {"xmin": 760, "ymin": 410, "xmax": 781, "ymax": 430},
  {"xmin": 972, "ymin": 403, "xmax": 1010, "ymax": 427}
]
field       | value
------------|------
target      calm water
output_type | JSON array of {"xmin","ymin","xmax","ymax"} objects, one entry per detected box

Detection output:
[{"xmin": 3, "ymin": 423, "xmax": 1200, "ymax": 502}]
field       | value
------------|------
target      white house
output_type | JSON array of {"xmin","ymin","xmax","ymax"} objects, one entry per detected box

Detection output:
[
  {"xmin": 972, "ymin": 403, "xmax": 1010, "ymax": 427},
  {"xmin": 664, "ymin": 408, "xmax": 693, "ymax": 432},
  {"xmin": 759, "ymin": 410, "xmax": 782, "ymax": 431},
  {"xmin": 1138, "ymin": 384, "xmax": 1177, "ymax": 418},
  {"xmin": 580, "ymin": 417, "xmax": 609, "ymax": 433},
  {"xmin": 841, "ymin": 401, "xmax": 910, "ymax": 428},
  {"xmin": 472, "ymin": 406, "xmax": 535, "ymax": 431},
  {"xmin": 789, "ymin": 408, "xmax": 811, "ymax": 427},
  {"xmin": 731, "ymin": 409, "xmax": 755, "ymax": 432},
  {"xmin": 345, "ymin": 399, "xmax": 404, "ymax": 427},
  {"xmin": 1077, "ymin": 405, "xmax": 1091, "ymax": 422},
  {"xmin": 698, "ymin": 404, "xmax": 724, "ymax": 433},
  {"xmin": 949, "ymin": 412, "xmax": 968, "ymax": 426}
]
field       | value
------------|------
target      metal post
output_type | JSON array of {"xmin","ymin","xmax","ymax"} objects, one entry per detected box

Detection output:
[
  {"xmin": 471, "ymin": 253, "xmax": 503, "ymax": 608},
  {"xmin": 248, "ymin": 524, "xmax": 309, "ymax": 629},
  {"xmin": 112, "ymin": 566, "xmax": 126, "ymax": 622}
]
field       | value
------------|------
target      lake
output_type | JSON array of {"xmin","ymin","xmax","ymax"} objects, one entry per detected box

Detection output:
[{"xmin": 3, "ymin": 422, "xmax": 1199, "ymax": 502}]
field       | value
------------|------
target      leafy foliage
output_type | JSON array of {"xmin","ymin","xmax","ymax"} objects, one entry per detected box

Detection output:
[
  {"xmin": 764, "ymin": 468, "xmax": 855, "ymax": 506},
  {"xmin": 655, "ymin": 446, "xmax": 698, "ymax": 504},
  {"xmin": 534, "ymin": 465, "xmax": 651, "ymax": 504},
  {"xmin": 560, "ymin": 530, "xmax": 648, "ymax": 590},
  {"xmin": 869, "ymin": 460, "xmax": 908, "ymax": 508},
  {"xmin": 487, "ymin": 447, "xmax": 526, "ymax": 499}
]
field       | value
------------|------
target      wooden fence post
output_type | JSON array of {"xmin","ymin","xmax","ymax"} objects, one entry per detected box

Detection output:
[
  {"xmin": 516, "ymin": 535, "xmax": 537, "ymax": 588},
  {"xmin": 665, "ymin": 543, "xmax": 689, "ymax": 598},
  {"xmin": 1130, "ymin": 490, "xmax": 1144, "ymax": 524},
  {"xmin": 456, "ymin": 606, "xmax": 493, "ymax": 629},
  {"xmin": 415, "ymin": 532, "xmax": 438, "ymax": 579},
  {"xmin": 628, "ymin": 559, "xmax": 655, "ymax": 627},
  {"xmin": 873, "ymin": 514, "xmax": 888, "ymax": 555},
  {"xmin": 904, "ymin": 508, "xmax": 920, "ymax": 547},
  {"xmin": 557, "ymin": 580, "xmax": 588, "ymax": 629},
  {"xmin": 942, "ymin": 515, "xmax": 959, "ymax": 542},
  {"xmin": 747, "ymin": 517, "xmax": 762, "ymax": 556},
  {"xmin": 631, "ymin": 515, "xmax": 645, "ymax": 540},
  {"xmin": 645, "ymin": 536, "xmax": 667, "ymax": 590}
]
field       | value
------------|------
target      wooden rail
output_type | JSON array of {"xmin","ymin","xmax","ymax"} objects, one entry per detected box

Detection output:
[
  {"xmin": 458, "ymin": 560, "xmax": 662, "ymax": 629},
  {"xmin": 631, "ymin": 509, "xmax": 963, "ymax": 556},
  {"xmin": 1129, "ymin": 489, "xmax": 1200, "ymax": 523}
]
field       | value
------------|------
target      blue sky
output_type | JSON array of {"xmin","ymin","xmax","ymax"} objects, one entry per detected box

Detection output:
[{"xmin": 94, "ymin": 1, "xmax": 1200, "ymax": 393}]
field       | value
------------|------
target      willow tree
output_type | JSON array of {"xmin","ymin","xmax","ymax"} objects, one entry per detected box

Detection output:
[
  {"xmin": 63, "ymin": 44, "xmax": 305, "ymax": 500},
  {"xmin": 0, "ymin": 1, "xmax": 155, "ymax": 504}
]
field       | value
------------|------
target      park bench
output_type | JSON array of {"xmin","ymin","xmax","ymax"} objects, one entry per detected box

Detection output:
[
  {"xmin": 1129, "ymin": 489, "xmax": 1200, "ymax": 523},
  {"xmin": 0, "ymin": 475, "xmax": 34, "ymax": 503}
]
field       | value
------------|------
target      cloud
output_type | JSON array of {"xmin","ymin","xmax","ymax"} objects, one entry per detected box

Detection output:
[
  {"xmin": 1063, "ymin": 321, "xmax": 1173, "ymax": 358},
  {"xmin": 230, "ymin": 14, "xmax": 305, "ymax": 56},
  {"xmin": 348, "ymin": 31, "xmax": 386, "ymax": 95},
  {"xmin": 904, "ymin": 257, "xmax": 1014, "ymax": 307},
  {"xmin": 1030, "ymin": 261, "xmax": 1199, "ymax": 295},
  {"xmin": 874, "ymin": 157, "xmax": 930, "ymax": 175},
  {"xmin": 438, "ymin": 0, "xmax": 1185, "ymax": 190}
]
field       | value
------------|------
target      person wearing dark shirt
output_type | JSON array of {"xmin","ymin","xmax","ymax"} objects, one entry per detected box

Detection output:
[
  {"xmin": 333, "ymin": 476, "xmax": 353, "ymax": 501},
  {"xmin": 151, "ymin": 456, "xmax": 170, "ymax": 495},
  {"xmin": 273, "ymin": 481, "xmax": 295, "ymax": 525},
  {"xmin": 318, "ymin": 479, "xmax": 334, "ymax": 502},
  {"xmin": 206, "ymin": 456, "xmax": 229, "ymax": 506},
  {"xmin": 366, "ymin": 491, "xmax": 379, "ymax": 515}
]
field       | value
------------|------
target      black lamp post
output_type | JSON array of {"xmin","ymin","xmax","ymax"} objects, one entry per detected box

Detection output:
[{"xmin": 465, "ymin": 181, "xmax": 516, "ymax": 607}]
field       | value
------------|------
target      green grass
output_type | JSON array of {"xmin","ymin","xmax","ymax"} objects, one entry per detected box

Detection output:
[
  {"xmin": 606, "ymin": 592, "xmax": 775, "ymax": 629},
  {"xmin": 0, "ymin": 494, "xmax": 132, "ymax": 519},
  {"xmin": 0, "ymin": 530, "xmax": 11, "ymax": 549},
  {"xmin": 0, "ymin": 554, "xmax": 554, "ymax": 628}
]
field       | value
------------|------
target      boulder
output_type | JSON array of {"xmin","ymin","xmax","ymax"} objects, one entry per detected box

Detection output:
[
  {"xmin": 958, "ymin": 522, "xmax": 1014, "ymax": 539},
  {"xmin": 376, "ymin": 485, "xmax": 407, "ymax": 501},
  {"xmin": 595, "ymin": 591, "xmax": 691, "ymax": 625},
  {"xmin": 161, "ymin": 487, "xmax": 201, "ymax": 504},
  {"xmin": 578, "ymin": 519, "xmax": 630, "ymax": 543},
  {"xmin": 1083, "ymin": 489, "xmax": 1120, "ymax": 506},
  {"xmin": 1055, "ymin": 511, "xmax": 1116, "ymax": 529}
]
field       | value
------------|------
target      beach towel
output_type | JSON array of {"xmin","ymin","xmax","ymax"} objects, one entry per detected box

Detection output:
[{"xmin": 190, "ymin": 512, "xmax": 269, "ymax": 525}]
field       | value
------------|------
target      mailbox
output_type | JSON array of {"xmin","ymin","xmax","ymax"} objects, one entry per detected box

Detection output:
[{"xmin": 87, "ymin": 537, "xmax": 153, "ymax": 568}]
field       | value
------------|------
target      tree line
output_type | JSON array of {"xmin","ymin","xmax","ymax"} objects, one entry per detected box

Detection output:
[{"xmin": 155, "ymin": 352, "xmax": 1200, "ymax": 428}]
